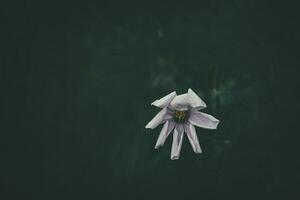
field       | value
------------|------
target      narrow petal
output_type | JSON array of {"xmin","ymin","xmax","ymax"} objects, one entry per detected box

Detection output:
[
  {"xmin": 170, "ymin": 124, "xmax": 184, "ymax": 160},
  {"xmin": 187, "ymin": 88, "xmax": 206, "ymax": 110},
  {"xmin": 145, "ymin": 108, "xmax": 167, "ymax": 129},
  {"xmin": 189, "ymin": 111, "xmax": 220, "ymax": 129},
  {"xmin": 155, "ymin": 120, "xmax": 176, "ymax": 149},
  {"xmin": 184, "ymin": 123, "xmax": 202, "ymax": 153},
  {"xmin": 151, "ymin": 91, "xmax": 177, "ymax": 108}
]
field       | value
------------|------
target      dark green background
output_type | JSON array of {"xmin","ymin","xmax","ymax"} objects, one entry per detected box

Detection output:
[{"xmin": 1, "ymin": 1, "xmax": 299, "ymax": 199}]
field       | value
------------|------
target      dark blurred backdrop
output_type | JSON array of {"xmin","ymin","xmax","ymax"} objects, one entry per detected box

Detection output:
[{"xmin": 1, "ymin": 0, "xmax": 300, "ymax": 199}]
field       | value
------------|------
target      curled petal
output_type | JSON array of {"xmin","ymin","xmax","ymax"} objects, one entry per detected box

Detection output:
[
  {"xmin": 169, "ymin": 89, "xmax": 207, "ymax": 110},
  {"xmin": 189, "ymin": 111, "xmax": 220, "ymax": 129},
  {"xmin": 145, "ymin": 108, "xmax": 167, "ymax": 129},
  {"xmin": 187, "ymin": 88, "xmax": 206, "ymax": 110},
  {"xmin": 155, "ymin": 120, "xmax": 176, "ymax": 149},
  {"xmin": 171, "ymin": 124, "xmax": 184, "ymax": 160},
  {"xmin": 184, "ymin": 123, "xmax": 202, "ymax": 153},
  {"xmin": 151, "ymin": 91, "xmax": 177, "ymax": 108},
  {"xmin": 169, "ymin": 94, "xmax": 189, "ymax": 110}
]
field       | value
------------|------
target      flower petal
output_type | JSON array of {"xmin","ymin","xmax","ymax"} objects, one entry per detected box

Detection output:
[
  {"xmin": 189, "ymin": 111, "xmax": 220, "ymax": 129},
  {"xmin": 161, "ymin": 109, "xmax": 174, "ymax": 123},
  {"xmin": 155, "ymin": 120, "xmax": 176, "ymax": 149},
  {"xmin": 145, "ymin": 108, "xmax": 167, "ymax": 129},
  {"xmin": 170, "ymin": 124, "xmax": 184, "ymax": 160},
  {"xmin": 151, "ymin": 91, "xmax": 177, "ymax": 108},
  {"xmin": 169, "ymin": 94, "xmax": 189, "ymax": 110},
  {"xmin": 184, "ymin": 123, "xmax": 202, "ymax": 153},
  {"xmin": 187, "ymin": 88, "xmax": 206, "ymax": 110},
  {"xmin": 169, "ymin": 89, "xmax": 207, "ymax": 110}
]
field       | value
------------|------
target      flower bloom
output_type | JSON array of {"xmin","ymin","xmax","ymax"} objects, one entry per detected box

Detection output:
[{"xmin": 145, "ymin": 89, "xmax": 220, "ymax": 160}]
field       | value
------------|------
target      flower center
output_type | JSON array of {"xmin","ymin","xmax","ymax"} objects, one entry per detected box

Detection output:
[{"xmin": 173, "ymin": 110, "xmax": 189, "ymax": 123}]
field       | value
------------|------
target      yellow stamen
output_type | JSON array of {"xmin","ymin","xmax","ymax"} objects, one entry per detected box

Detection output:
[{"xmin": 174, "ymin": 110, "xmax": 188, "ymax": 122}]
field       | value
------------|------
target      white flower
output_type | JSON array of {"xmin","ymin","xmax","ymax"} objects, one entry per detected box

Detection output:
[{"xmin": 145, "ymin": 88, "xmax": 220, "ymax": 160}]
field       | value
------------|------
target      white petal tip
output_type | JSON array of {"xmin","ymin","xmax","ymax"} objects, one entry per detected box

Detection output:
[
  {"xmin": 170, "ymin": 156, "xmax": 179, "ymax": 160},
  {"xmin": 150, "ymin": 91, "xmax": 177, "ymax": 108},
  {"xmin": 214, "ymin": 120, "xmax": 220, "ymax": 129},
  {"xmin": 145, "ymin": 124, "xmax": 153, "ymax": 129},
  {"xmin": 154, "ymin": 146, "xmax": 160, "ymax": 149},
  {"xmin": 150, "ymin": 101, "xmax": 157, "ymax": 106},
  {"xmin": 187, "ymin": 88, "xmax": 207, "ymax": 109}
]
